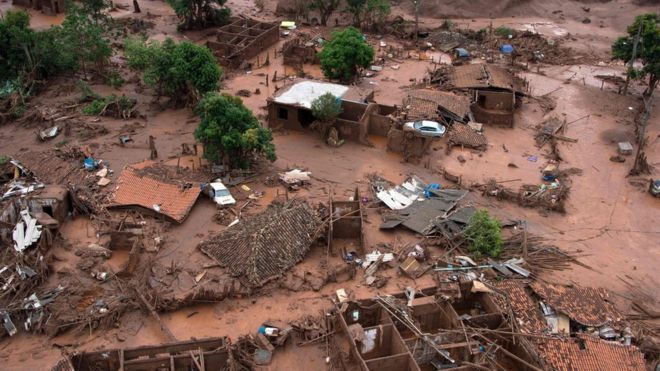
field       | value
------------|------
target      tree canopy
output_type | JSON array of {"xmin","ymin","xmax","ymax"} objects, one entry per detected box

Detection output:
[
  {"xmin": 166, "ymin": 0, "xmax": 230, "ymax": 30},
  {"xmin": 612, "ymin": 13, "xmax": 659, "ymax": 96},
  {"xmin": 464, "ymin": 209, "xmax": 503, "ymax": 258},
  {"xmin": 125, "ymin": 37, "xmax": 222, "ymax": 106},
  {"xmin": 194, "ymin": 93, "xmax": 276, "ymax": 168},
  {"xmin": 311, "ymin": 92, "xmax": 342, "ymax": 122},
  {"xmin": 318, "ymin": 27, "xmax": 374, "ymax": 82}
]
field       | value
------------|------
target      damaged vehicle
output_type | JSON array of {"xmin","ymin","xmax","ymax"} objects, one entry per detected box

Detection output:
[
  {"xmin": 650, "ymin": 179, "xmax": 660, "ymax": 198},
  {"xmin": 403, "ymin": 120, "xmax": 446, "ymax": 138},
  {"xmin": 203, "ymin": 180, "xmax": 236, "ymax": 206}
]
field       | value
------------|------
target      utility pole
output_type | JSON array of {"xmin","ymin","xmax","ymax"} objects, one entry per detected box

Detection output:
[
  {"xmin": 414, "ymin": 0, "xmax": 421, "ymax": 48},
  {"xmin": 623, "ymin": 21, "xmax": 643, "ymax": 96}
]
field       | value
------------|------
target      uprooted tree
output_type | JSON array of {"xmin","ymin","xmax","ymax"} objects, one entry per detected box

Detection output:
[
  {"xmin": 124, "ymin": 37, "xmax": 222, "ymax": 107},
  {"xmin": 167, "ymin": 0, "xmax": 230, "ymax": 30},
  {"xmin": 194, "ymin": 93, "xmax": 276, "ymax": 169},
  {"xmin": 612, "ymin": 13, "xmax": 659, "ymax": 97},
  {"xmin": 464, "ymin": 209, "xmax": 503, "ymax": 259},
  {"xmin": 318, "ymin": 26, "xmax": 374, "ymax": 82}
]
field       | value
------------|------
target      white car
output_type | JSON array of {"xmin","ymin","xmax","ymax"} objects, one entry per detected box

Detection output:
[
  {"xmin": 208, "ymin": 180, "xmax": 236, "ymax": 206},
  {"xmin": 403, "ymin": 120, "xmax": 446, "ymax": 138}
]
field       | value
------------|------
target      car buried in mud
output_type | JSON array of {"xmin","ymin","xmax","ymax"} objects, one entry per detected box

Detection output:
[
  {"xmin": 403, "ymin": 120, "xmax": 447, "ymax": 138},
  {"xmin": 202, "ymin": 180, "xmax": 236, "ymax": 206}
]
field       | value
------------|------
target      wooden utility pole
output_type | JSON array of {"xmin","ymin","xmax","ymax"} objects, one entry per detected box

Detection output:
[{"xmin": 414, "ymin": 0, "xmax": 421, "ymax": 48}]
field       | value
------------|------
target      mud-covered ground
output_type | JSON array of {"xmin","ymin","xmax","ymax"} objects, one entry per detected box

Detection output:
[{"xmin": 0, "ymin": 0, "xmax": 658, "ymax": 369}]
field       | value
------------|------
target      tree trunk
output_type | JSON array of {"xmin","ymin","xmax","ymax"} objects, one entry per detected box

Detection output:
[{"xmin": 133, "ymin": 0, "xmax": 141, "ymax": 13}]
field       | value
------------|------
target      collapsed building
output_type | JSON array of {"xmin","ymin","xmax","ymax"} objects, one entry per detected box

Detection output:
[
  {"xmin": 267, "ymin": 80, "xmax": 395, "ymax": 145},
  {"xmin": 337, "ymin": 278, "xmax": 646, "ymax": 371},
  {"xmin": 199, "ymin": 201, "xmax": 322, "ymax": 289},
  {"xmin": 206, "ymin": 17, "xmax": 279, "ymax": 68},
  {"xmin": 430, "ymin": 64, "xmax": 526, "ymax": 127},
  {"xmin": 110, "ymin": 161, "xmax": 202, "ymax": 223}
]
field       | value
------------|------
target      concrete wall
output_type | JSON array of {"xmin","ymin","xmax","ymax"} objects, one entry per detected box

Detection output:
[
  {"xmin": 386, "ymin": 128, "xmax": 432, "ymax": 158},
  {"xmin": 208, "ymin": 19, "xmax": 279, "ymax": 68}
]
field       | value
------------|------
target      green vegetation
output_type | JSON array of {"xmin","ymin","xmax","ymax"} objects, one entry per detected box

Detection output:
[
  {"xmin": 166, "ymin": 0, "xmax": 230, "ymax": 30},
  {"xmin": 83, "ymin": 94, "xmax": 137, "ymax": 118},
  {"xmin": 464, "ymin": 209, "xmax": 503, "ymax": 259},
  {"xmin": 311, "ymin": 92, "xmax": 342, "ymax": 122},
  {"xmin": 494, "ymin": 26, "xmax": 514, "ymax": 37},
  {"xmin": 309, "ymin": 0, "xmax": 341, "ymax": 26},
  {"xmin": 612, "ymin": 13, "xmax": 659, "ymax": 97},
  {"xmin": 0, "ymin": 154, "xmax": 9, "ymax": 165},
  {"xmin": 1, "ymin": 6, "xmax": 111, "ymax": 119},
  {"xmin": 194, "ymin": 93, "xmax": 275, "ymax": 169},
  {"xmin": 318, "ymin": 27, "xmax": 374, "ymax": 82},
  {"xmin": 124, "ymin": 37, "xmax": 222, "ymax": 106},
  {"xmin": 346, "ymin": 0, "xmax": 390, "ymax": 30},
  {"xmin": 105, "ymin": 70, "xmax": 125, "ymax": 88}
]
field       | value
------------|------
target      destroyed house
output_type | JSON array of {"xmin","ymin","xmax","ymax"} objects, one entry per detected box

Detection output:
[
  {"xmin": 435, "ymin": 64, "xmax": 525, "ymax": 127},
  {"xmin": 206, "ymin": 17, "xmax": 279, "ymax": 68},
  {"xmin": 490, "ymin": 280, "xmax": 645, "ymax": 371},
  {"xmin": 65, "ymin": 337, "xmax": 231, "ymax": 371},
  {"xmin": 110, "ymin": 161, "xmax": 201, "ymax": 223},
  {"xmin": 403, "ymin": 90, "xmax": 471, "ymax": 124},
  {"xmin": 267, "ymin": 80, "xmax": 395, "ymax": 144},
  {"xmin": 338, "ymin": 283, "xmax": 504, "ymax": 371},
  {"xmin": 199, "ymin": 201, "xmax": 321, "ymax": 288}
]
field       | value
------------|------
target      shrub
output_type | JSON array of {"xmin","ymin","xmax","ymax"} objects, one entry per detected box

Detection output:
[
  {"xmin": 494, "ymin": 26, "xmax": 515, "ymax": 37},
  {"xmin": 311, "ymin": 92, "xmax": 342, "ymax": 122},
  {"xmin": 464, "ymin": 209, "xmax": 503, "ymax": 258}
]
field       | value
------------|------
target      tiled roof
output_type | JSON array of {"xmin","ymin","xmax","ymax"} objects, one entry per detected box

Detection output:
[
  {"xmin": 111, "ymin": 162, "xmax": 200, "ymax": 223},
  {"xmin": 447, "ymin": 124, "xmax": 488, "ymax": 149},
  {"xmin": 537, "ymin": 334, "xmax": 645, "ymax": 371},
  {"xmin": 450, "ymin": 64, "xmax": 520, "ymax": 92},
  {"xmin": 405, "ymin": 90, "xmax": 471, "ymax": 120},
  {"xmin": 13, "ymin": 151, "xmax": 86, "ymax": 186},
  {"xmin": 199, "ymin": 202, "xmax": 320, "ymax": 288},
  {"xmin": 490, "ymin": 280, "xmax": 548, "ymax": 334},
  {"xmin": 530, "ymin": 282, "xmax": 624, "ymax": 327}
]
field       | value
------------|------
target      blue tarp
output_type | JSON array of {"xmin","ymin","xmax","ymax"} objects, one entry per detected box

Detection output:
[{"xmin": 500, "ymin": 44, "xmax": 514, "ymax": 54}]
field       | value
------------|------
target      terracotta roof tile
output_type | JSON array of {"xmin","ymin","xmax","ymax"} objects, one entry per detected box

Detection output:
[
  {"xmin": 530, "ymin": 282, "xmax": 624, "ymax": 327},
  {"xmin": 405, "ymin": 90, "xmax": 471, "ymax": 120},
  {"xmin": 199, "ymin": 202, "xmax": 320, "ymax": 288},
  {"xmin": 111, "ymin": 163, "xmax": 200, "ymax": 223},
  {"xmin": 450, "ymin": 64, "xmax": 521, "ymax": 92},
  {"xmin": 490, "ymin": 280, "xmax": 548, "ymax": 334},
  {"xmin": 538, "ymin": 334, "xmax": 645, "ymax": 371}
]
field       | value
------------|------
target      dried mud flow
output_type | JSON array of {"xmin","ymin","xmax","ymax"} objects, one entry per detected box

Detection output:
[{"xmin": 0, "ymin": 0, "xmax": 658, "ymax": 370}]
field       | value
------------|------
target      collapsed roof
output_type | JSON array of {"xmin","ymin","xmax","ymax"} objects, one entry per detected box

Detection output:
[
  {"xmin": 110, "ymin": 161, "xmax": 201, "ymax": 223},
  {"xmin": 199, "ymin": 201, "xmax": 321, "ymax": 288},
  {"xmin": 404, "ymin": 89, "xmax": 471, "ymax": 123},
  {"xmin": 433, "ymin": 64, "xmax": 525, "ymax": 94}
]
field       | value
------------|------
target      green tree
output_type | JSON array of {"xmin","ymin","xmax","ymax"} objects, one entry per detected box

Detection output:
[
  {"xmin": 365, "ymin": 0, "xmax": 390, "ymax": 31},
  {"xmin": 125, "ymin": 37, "xmax": 222, "ymax": 106},
  {"xmin": 612, "ymin": 13, "xmax": 659, "ymax": 97},
  {"xmin": 194, "ymin": 93, "xmax": 275, "ymax": 169},
  {"xmin": 309, "ymin": 0, "xmax": 340, "ymax": 26},
  {"xmin": 311, "ymin": 92, "xmax": 342, "ymax": 121},
  {"xmin": 464, "ymin": 209, "xmax": 503, "ymax": 259},
  {"xmin": 318, "ymin": 27, "xmax": 374, "ymax": 82},
  {"xmin": 346, "ymin": 0, "xmax": 366, "ymax": 28},
  {"xmin": 59, "ymin": 3, "xmax": 112, "ymax": 78},
  {"xmin": 166, "ymin": 0, "xmax": 230, "ymax": 30}
]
